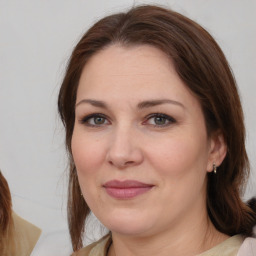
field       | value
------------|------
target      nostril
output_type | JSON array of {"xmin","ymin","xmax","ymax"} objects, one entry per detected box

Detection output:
[
  {"xmin": 107, "ymin": 159, "xmax": 135, "ymax": 168},
  {"xmin": 108, "ymin": 160, "xmax": 114, "ymax": 166},
  {"xmin": 124, "ymin": 161, "xmax": 134, "ymax": 166},
  {"xmin": 106, "ymin": 145, "xmax": 144, "ymax": 169}
]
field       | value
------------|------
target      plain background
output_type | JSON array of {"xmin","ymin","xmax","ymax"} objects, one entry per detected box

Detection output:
[{"xmin": 0, "ymin": 0, "xmax": 255, "ymax": 255}]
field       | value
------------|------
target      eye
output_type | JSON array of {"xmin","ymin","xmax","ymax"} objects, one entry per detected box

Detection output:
[
  {"xmin": 144, "ymin": 113, "xmax": 176, "ymax": 127},
  {"xmin": 79, "ymin": 113, "xmax": 110, "ymax": 127}
]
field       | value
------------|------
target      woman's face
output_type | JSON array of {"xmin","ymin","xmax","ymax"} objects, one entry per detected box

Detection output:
[{"xmin": 72, "ymin": 45, "xmax": 222, "ymax": 237}]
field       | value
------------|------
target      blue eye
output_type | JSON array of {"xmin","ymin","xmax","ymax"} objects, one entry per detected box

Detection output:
[
  {"xmin": 145, "ymin": 113, "xmax": 176, "ymax": 127},
  {"xmin": 80, "ymin": 114, "xmax": 109, "ymax": 126}
]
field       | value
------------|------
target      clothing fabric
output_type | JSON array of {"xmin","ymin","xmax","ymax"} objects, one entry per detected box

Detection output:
[
  {"xmin": 237, "ymin": 237, "xmax": 256, "ymax": 256},
  {"xmin": 71, "ymin": 235, "xmax": 111, "ymax": 256},
  {"xmin": 5, "ymin": 212, "xmax": 42, "ymax": 256},
  {"xmin": 71, "ymin": 234, "xmax": 256, "ymax": 256},
  {"xmin": 197, "ymin": 235, "xmax": 244, "ymax": 256}
]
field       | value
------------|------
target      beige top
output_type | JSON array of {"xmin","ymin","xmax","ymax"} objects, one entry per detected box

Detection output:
[
  {"xmin": 4, "ymin": 212, "xmax": 42, "ymax": 256},
  {"xmin": 72, "ymin": 234, "xmax": 245, "ymax": 256}
]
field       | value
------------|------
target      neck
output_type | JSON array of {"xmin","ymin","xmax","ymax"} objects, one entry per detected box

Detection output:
[{"xmin": 108, "ymin": 207, "xmax": 229, "ymax": 256}]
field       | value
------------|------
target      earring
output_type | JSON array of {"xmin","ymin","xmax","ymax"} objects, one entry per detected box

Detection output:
[{"xmin": 213, "ymin": 163, "xmax": 217, "ymax": 174}]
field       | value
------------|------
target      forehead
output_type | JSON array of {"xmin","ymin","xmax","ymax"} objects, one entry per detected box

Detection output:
[
  {"xmin": 76, "ymin": 44, "xmax": 198, "ymax": 108},
  {"xmin": 85, "ymin": 44, "xmax": 172, "ymax": 74}
]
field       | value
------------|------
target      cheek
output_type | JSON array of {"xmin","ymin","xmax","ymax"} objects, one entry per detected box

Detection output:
[
  {"xmin": 71, "ymin": 132, "xmax": 106, "ymax": 176},
  {"xmin": 146, "ymin": 136, "xmax": 209, "ymax": 208},
  {"xmin": 145, "ymin": 134, "xmax": 209, "ymax": 178},
  {"xmin": 71, "ymin": 132, "xmax": 105, "ymax": 207}
]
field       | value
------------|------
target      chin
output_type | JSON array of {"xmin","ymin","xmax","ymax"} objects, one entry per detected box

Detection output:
[
  {"xmin": 99, "ymin": 209, "xmax": 156, "ymax": 236},
  {"xmin": 108, "ymin": 222, "xmax": 153, "ymax": 237}
]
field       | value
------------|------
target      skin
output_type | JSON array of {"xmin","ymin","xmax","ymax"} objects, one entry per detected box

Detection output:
[{"xmin": 72, "ymin": 45, "xmax": 228, "ymax": 256}]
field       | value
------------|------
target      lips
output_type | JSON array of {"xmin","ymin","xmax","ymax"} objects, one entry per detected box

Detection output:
[{"xmin": 103, "ymin": 180, "xmax": 154, "ymax": 199}]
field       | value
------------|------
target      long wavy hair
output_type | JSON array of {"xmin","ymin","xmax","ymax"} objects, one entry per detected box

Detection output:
[
  {"xmin": 58, "ymin": 5, "xmax": 256, "ymax": 251},
  {"xmin": 0, "ymin": 171, "xmax": 15, "ymax": 255}
]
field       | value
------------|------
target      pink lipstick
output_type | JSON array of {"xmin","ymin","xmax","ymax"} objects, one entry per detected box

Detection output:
[{"xmin": 103, "ymin": 180, "xmax": 154, "ymax": 199}]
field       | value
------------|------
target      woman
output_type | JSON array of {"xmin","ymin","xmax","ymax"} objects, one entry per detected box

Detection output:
[
  {"xmin": 58, "ymin": 5, "xmax": 256, "ymax": 256},
  {"xmin": 0, "ymin": 171, "xmax": 41, "ymax": 255}
]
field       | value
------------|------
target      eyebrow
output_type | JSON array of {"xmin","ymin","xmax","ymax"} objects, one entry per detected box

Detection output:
[
  {"xmin": 75, "ymin": 99, "xmax": 184, "ymax": 109},
  {"xmin": 76, "ymin": 99, "xmax": 107, "ymax": 108},
  {"xmin": 137, "ymin": 99, "xmax": 184, "ymax": 109}
]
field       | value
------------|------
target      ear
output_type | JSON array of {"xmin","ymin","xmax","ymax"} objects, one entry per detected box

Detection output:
[{"xmin": 206, "ymin": 130, "xmax": 227, "ymax": 173}]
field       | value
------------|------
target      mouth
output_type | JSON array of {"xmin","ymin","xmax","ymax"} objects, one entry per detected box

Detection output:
[{"xmin": 103, "ymin": 180, "xmax": 154, "ymax": 199}]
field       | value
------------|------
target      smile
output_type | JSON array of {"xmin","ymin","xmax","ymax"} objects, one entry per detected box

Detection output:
[{"xmin": 103, "ymin": 180, "xmax": 154, "ymax": 199}]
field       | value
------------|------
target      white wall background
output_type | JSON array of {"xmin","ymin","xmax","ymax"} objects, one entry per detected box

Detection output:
[{"xmin": 0, "ymin": 0, "xmax": 255, "ymax": 255}]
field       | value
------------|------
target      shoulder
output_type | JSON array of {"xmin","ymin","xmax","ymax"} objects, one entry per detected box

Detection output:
[
  {"xmin": 237, "ymin": 237, "xmax": 256, "ymax": 256},
  {"xmin": 13, "ymin": 212, "xmax": 41, "ymax": 234},
  {"xmin": 198, "ymin": 235, "xmax": 244, "ymax": 256},
  {"xmin": 12, "ymin": 212, "xmax": 42, "ymax": 255},
  {"xmin": 30, "ymin": 230, "xmax": 72, "ymax": 256},
  {"xmin": 72, "ymin": 234, "xmax": 111, "ymax": 256}
]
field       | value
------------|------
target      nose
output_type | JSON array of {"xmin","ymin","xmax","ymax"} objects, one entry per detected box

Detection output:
[{"xmin": 106, "ymin": 126, "xmax": 144, "ymax": 169}]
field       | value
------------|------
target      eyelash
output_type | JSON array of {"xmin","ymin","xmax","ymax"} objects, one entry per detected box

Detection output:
[
  {"xmin": 79, "ymin": 113, "xmax": 176, "ymax": 128},
  {"xmin": 79, "ymin": 113, "xmax": 110, "ymax": 127},
  {"xmin": 143, "ymin": 113, "xmax": 176, "ymax": 127}
]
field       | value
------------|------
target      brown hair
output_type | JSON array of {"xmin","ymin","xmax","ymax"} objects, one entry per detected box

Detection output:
[
  {"xmin": 58, "ymin": 5, "xmax": 256, "ymax": 251},
  {"xmin": 0, "ymin": 171, "xmax": 15, "ymax": 254}
]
